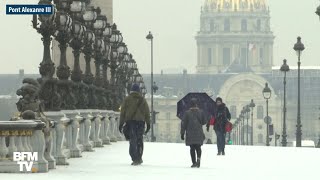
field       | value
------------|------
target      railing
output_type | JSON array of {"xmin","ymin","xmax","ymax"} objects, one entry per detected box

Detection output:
[{"xmin": 0, "ymin": 110, "xmax": 122, "ymax": 173}]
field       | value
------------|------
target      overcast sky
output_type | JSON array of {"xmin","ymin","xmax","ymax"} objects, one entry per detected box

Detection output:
[{"xmin": 1, "ymin": 0, "xmax": 320, "ymax": 74}]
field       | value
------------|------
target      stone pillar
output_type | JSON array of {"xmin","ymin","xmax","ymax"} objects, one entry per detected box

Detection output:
[
  {"xmin": 44, "ymin": 111, "xmax": 70, "ymax": 165},
  {"xmin": 62, "ymin": 110, "xmax": 82, "ymax": 158},
  {"xmin": 114, "ymin": 112, "xmax": 123, "ymax": 141},
  {"xmin": 31, "ymin": 120, "xmax": 48, "ymax": 172},
  {"xmin": 79, "ymin": 110, "xmax": 94, "ymax": 152},
  {"xmin": 100, "ymin": 110, "xmax": 111, "ymax": 145},
  {"xmin": 108, "ymin": 111, "xmax": 117, "ymax": 142},
  {"xmin": 91, "ymin": 110, "xmax": 103, "ymax": 147}
]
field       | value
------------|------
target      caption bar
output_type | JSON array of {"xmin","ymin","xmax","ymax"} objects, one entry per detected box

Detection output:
[{"xmin": 6, "ymin": 5, "xmax": 54, "ymax": 15}]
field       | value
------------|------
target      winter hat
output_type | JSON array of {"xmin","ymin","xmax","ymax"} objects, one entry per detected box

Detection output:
[
  {"xmin": 190, "ymin": 98, "xmax": 198, "ymax": 107},
  {"xmin": 131, "ymin": 83, "xmax": 140, "ymax": 92},
  {"xmin": 216, "ymin": 97, "xmax": 223, "ymax": 103}
]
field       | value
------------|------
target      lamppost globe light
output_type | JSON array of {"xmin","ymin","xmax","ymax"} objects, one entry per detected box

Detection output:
[
  {"xmin": 83, "ymin": 6, "xmax": 97, "ymax": 22},
  {"xmin": 280, "ymin": 59, "xmax": 290, "ymax": 72},
  {"xmin": 249, "ymin": 99, "xmax": 255, "ymax": 108},
  {"xmin": 263, "ymin": 83, "xmax": 271, "ymax": 99},
  {"xmin": 70, "ymin": 1, "xmax": 83, "ymax": 12},
  {"xmin": 146, "ymin": 31, "xmax": 153, "ymax": 40},
  {"xmin": 293, "ymin": 36, "xmax": 305, "ymax": 56}
]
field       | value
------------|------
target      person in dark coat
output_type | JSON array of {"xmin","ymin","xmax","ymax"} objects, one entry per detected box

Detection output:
[
  {"xmin": 119, "ymin": 84, "xmax": 150, "ymax": 166},
  {"xmin": 181, "ymin": 98, "xmax": 207, "ymax": 168},
  {"xmin": 207, "ymin": 97, "xmax": 231, "ymax": 155}
]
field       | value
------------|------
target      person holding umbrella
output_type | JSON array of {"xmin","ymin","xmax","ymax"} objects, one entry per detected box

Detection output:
[
  {"xmin": 207, "ymin": 97, "xmax": 231, "ymax": 155},
  {"xmin": 181, "ymin": 98, "xmax": 207, "ymax": 168}
]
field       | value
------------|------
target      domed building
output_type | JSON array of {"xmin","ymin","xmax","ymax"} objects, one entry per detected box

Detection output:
[
  {"xmin": 196, "ymin": 0, "xmax": 274, "ymax": 74},
  {"xmin": 142, "ymin": 0, "xmax": 320, "ymax": 146}
]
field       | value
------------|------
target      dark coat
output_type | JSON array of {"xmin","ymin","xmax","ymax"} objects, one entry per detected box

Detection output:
[
  {"xmin": 181, "ymin": 107, "xmax": 207, "ymax": 146},
  {"xmin": 213, "ymin": 103, "xmax": 231, "ymax": 132},
  {"xmin": 120, "ymin": 92, "xmax": 150, "ymax": 125}
]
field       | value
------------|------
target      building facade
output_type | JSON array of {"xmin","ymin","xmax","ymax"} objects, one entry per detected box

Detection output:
[
  {"xmin": 143, "ymin": 0, "xmax": 320, "ymax": 145},
  {"xmin": 196, "ymin": 0, "xmax": 274, "ymax": 74}
]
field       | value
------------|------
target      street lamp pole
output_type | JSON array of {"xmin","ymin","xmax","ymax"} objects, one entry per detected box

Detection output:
[
  {"xmin": 263, "ymin": 83, "xmax": 272, "ymax": 146},
  {"xmin": 249, "ymin": 99, "xmax": 255, "ymax": 145},
  {"xmin": 146, "ymin": 31, "xmax": 156, "ymax": 142},
  {"xmin": 293, "ymin": 37, "xmax": 305, "ymax": 147},
  {"xmin": 245, "ymin": 105, "xmax": 250, "ymax": 146},
  {"xmin": 280, "ymin": 59, "xmax": 290, "ymax": 147}
]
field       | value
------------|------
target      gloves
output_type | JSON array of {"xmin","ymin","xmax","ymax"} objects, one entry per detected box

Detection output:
[
  {"xmin": 206, "ymin": 124, "xmax": 210, "ymax": 132},
  {"xmin": 181, "ymin": 134, "xmax": 185, "ymax": 140},
  {"xmin": 119, "ymin": 123, "xmax": 124, "ymax": 133},
  {"xmin": 145, "ymin": 123, "xmax": 151, "ymax": 134}
]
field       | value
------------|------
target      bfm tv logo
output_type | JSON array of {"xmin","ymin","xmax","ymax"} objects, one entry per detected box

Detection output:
[{"xmin": 13, "ymin": 152, "xmax": 38, "ymax": 172}]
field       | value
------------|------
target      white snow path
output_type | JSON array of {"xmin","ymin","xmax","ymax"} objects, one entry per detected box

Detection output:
[{"xmin": 0, "ymin": 142, "xmax": 319, "ymax": 180}]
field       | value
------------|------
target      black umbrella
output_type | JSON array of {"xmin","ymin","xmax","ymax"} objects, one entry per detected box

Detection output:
[{"xmin": 177, "ymin": 92, "xmax": 216, "ymax": 120}]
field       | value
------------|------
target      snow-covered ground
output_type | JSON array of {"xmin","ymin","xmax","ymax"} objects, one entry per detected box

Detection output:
[{"xmin": 1, "ymin": 142, "xmax": 319, "ymax": 180}]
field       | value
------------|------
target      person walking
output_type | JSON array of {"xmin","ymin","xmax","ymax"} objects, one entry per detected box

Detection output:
[
  {"xmin": 207, "ymin": 97, "xmax": 231, "ymax": 155},
  {"xmin": 181, "ymin": 98, "xmax": 207, "ymax": 168},
  {"xmin": 119, "ymin": 84, "xmax": 151, "ymax": 166}
]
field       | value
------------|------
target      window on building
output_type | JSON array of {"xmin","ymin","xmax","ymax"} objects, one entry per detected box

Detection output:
[
  {"xmin": 240, "ymin": 48, "xmax": 247, "ymax": 65},
  {"xmin": 258, "ymin": 134, "xmax": 263, "ymax": 143},
  {"xmin": 224, "ymin": 19, "xmax": 230, "ymax": 32},
  {"xmin": 241, "ymin": 19, "xmax": 247, "ymax": 32},
  {"xmin": 230, "ymin": 106, "xmax": 237, "ymax": 119},
  {"xmin": 166, "ymin": 112, "xmax": 171, "ymax": 120},
  {"xmin": 223, "ymin": 48, "xmax": 230, "ymax": 65},
  {"xmin": 257, "ymin": 105, "xmax": 264, "ymax": 119},
  {"xmin": 257, "ymin": 19, "xmax": 261, "ymax": 31},
  {"xmin": 210, "ymin": 19, "xmax": 215, "ymax": 32},
  {"xmin": 208, "ymin": 48, "xmax": 212, "ymax": 65}
]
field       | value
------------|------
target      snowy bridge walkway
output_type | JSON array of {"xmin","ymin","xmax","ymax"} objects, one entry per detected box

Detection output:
[{"xmin": 1, "ymin": 142, "xmax": 319, "ymax": 180}]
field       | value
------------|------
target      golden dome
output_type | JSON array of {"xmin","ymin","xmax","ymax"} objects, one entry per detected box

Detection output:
[{"xmin": 204, "ymin": 0, "xmax": 267, "ymax": 12}]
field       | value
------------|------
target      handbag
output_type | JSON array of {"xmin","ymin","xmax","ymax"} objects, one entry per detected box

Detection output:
[
  {"xmin": 225, "ymin": 121, "xmax": 233, "ymax": 132},
  {"xmin": 209, "ymin": 116, "xmax": 215, "ymax": 126},
  {"xmin": 122, "ymin": 97, "xmax": 144, "ymax": 140}
]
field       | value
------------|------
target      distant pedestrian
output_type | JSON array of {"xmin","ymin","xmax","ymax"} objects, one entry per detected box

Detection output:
[
  {"xmin": 181, "ymin": 98, "xmax": 207, "ymax": 168},
  {"xmin": 119, "ymin": 84, "xmax": 151, "ymax": 166},
  {"xmin": 207, "ymin": 97, "xmax": 231, "ymax": 155}
]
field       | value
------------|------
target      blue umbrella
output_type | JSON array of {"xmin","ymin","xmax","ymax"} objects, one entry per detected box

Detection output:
[{"xmin": 177, "ymin": 92, "xmax": 216, "ymax": 120}]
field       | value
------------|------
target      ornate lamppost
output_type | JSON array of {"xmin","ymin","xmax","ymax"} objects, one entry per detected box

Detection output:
[
  {"xmin": 102, "ymin": 24, "xmax": 112, "ymax": 109},
  {"xmin": 54, "ymin": 0, "xmax": 76, "ymax": 110},
  {"xmin": 82, "ymin": 6, "xmax": 97, "ymax": 109},
  {"xmin": 109, "ymin": 24, "xmax": 123, "ymax": 111},
  {"xmin": 236, "ymin": 117, "xmax": 241, "ymax": 145},
  {"xmin": 245, "ymin": 105, "xmax": 250, "ymax": 146},
  {"xmin": 69, "ymin": 0, "xmax": 88, "ymax": 109},
  {"xmin": 263, "ymin": 83, "xmax": 271, "ymax": 146},
  {"xmin": 239, "ymin": 112, "xmax": 245, "ymax": 145},
  {"xmin": 280, "ymin": 59, "xmax": 290, "ymax": 147},
  {"xmin": 146, "ymin": 31, "xmax": 157, "ymax": 142},
  {"xmin": 93, "ymin": 9, "xmax": 108, "ymax": 109},
  {"xmin": 293, "ymin": 37, "xmax": 305, "ymax": 147},
  {"xmin": 249, "ymin": 99, "xmax": 255, "ymax": 145},
  {"xmin": 33, "ymin": 0, "xmax": 61, "ymax": 111}
]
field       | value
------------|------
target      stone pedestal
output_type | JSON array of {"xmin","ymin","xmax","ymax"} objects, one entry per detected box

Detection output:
[
  {"xmin": 62, "ymin": 110, "xmax": 82, "ymax": 158},
  {"xmin": 108, "ymin": 112, "xmax": 117, "ymax": 142},
  {"xmin": 114, "ymin": 112, "xmax": 124, "ymax": 141},
  {"xmin": 78, "ymin": 110, "xmax": 94, "ymax": 152},
  {"xmin": 44, "ymin": 111, "xmax": 69, "ymax": 166},
  {"xmin": 91, "ymin": 110, "xmax": 103, "ymax": 147},
  {"xmin": 100, "ymin": 110, "xmax": 111, "ymax": 145}
]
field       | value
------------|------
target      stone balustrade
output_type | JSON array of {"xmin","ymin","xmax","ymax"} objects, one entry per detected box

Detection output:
[
  {"xmin": 0, "ymin": 120, "xmax": 47, "ymax": 173},
  {"xmin": 0, "ymin": 109, "xmax": 121, "ymax": 173}
]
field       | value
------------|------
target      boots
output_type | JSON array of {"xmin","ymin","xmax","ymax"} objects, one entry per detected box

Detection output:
[{"xmin": 196, "ymin": 157, "xmax": 201, "ymax": 168}]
